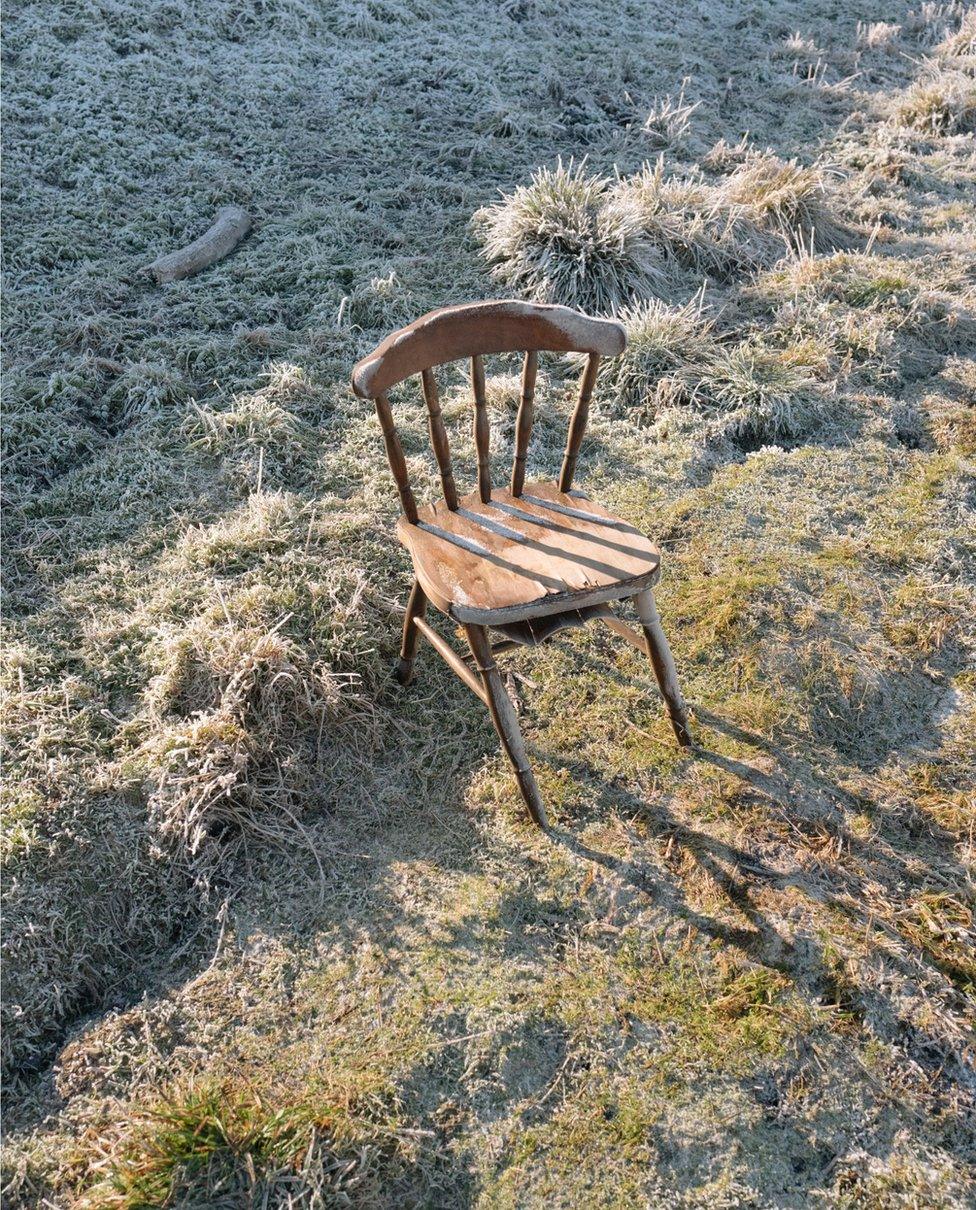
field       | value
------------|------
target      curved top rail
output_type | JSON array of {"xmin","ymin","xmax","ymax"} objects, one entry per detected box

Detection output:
[{"xmin": 351, "ymin": 300, "xmax": 625, "ymax": 399}]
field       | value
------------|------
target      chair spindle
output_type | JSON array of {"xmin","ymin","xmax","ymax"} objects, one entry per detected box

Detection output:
[
  {"xmin": 471, "ymin": 354, "xmax": 491, "ymax": 504},
  {"xmin": 373, "ymin": 392, "xmax": 418, "ymax": 523},
  {"xmin": 511, "ymin": 349, "xmax": 537, "ymax": 497},
  {"xmin": 558, "ymin": 352, "xmax": 600, "ymax": 493},
  {"xmin": 420, "ymin": 368, "xmax": 458, "ymax": 510}
]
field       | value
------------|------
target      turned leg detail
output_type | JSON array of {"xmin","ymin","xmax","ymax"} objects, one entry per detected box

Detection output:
[
  {"xmin": 633, "ymin": 588, "xmax": 692, "ymax": 747},
  {"xmin": 464, "ymin": 624, "xmax": 549, "ymax": 829},
  {"xmin": 395, "ymin": 579, "xmax": 427, "ymax": 685}
]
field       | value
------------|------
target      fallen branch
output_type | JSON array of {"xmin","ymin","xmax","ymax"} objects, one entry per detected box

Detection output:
[{"xmin": 146, "ymin": 205, "xmax": 252, "ymax": 283}]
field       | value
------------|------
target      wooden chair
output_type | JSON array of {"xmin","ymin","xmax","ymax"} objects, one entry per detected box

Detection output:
[{"xmin": 352, "ymin": 300, "xmax": 691, "ymax": 830}]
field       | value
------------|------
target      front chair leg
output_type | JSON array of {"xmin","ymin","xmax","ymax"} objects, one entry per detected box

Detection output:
[
  {"xmin": 463, "ymin": 624, "xmax": 549, "ymax": 830},
  {"xmin": 633, "ymin": 588, "xmax": 692, "ymax": 747},
  {"xmin": 395, "ymin": 579, "xmax": 427, "ymax": 685}
]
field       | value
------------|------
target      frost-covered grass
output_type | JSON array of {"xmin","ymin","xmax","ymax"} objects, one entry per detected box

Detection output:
[{"xmin": 2, "ymin": 0, "xmax": 975, "ymax": 1206}]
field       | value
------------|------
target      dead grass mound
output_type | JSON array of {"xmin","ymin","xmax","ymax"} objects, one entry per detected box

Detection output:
[{"xmin": 144, "ymin": 593, "xmax": 374, "ymax": 892}]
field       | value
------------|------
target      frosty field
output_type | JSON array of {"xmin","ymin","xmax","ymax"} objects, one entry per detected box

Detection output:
[{"xmin": 2, "ymin": 0, "xmax": 975, "ymax": 1205}]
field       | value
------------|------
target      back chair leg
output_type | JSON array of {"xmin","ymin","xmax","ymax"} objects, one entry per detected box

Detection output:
[
  {"xmin": 395, "ymin": 579, "xmax": 427, "ymax": 685},
  {"xmin": 464, "ymin": 624, "xmax": 549, "ymax": 830},
  {"xmin": 633, "ymin": 588, "xmax": 692, "ymax": 747}
]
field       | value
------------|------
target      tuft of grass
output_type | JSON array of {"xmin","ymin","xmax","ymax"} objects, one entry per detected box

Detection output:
[
  {"xmin": 856, "ymin": 21, "xmax": 902, "ymax": 50},
  {"xmin": 720, "ymin": 153, "xmax": 857, "ymax": 253},
  {"xmin": 642, "ymin": 79, "xmax": 699, "ymax": 149},
  {"xmin": 597, "ymin": 297, "xmax": 717, "ymax": 419},
  {"xmin": 613, "ymin": 159, "xmax": 786, "ymax": 278},
  {"xmin": 892, "ymin": 67, "xmax": 976, "ymax": 134},
  {"xmin": 696, "ymin": 342, "xmax": 832, "ymax": 447},
  {"xmin": 473, "ymin": 160, "xmax": 664, "ymax": 313},
  {"xmin": 85, "ymin": 1078, "xmax": 388, "ymax": 1209}
]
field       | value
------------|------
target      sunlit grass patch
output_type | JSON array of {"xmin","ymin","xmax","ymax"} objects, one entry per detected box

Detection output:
[
  {"xmin": 82, "ymin": 1078, "xmax": 393, "ymax": 1209},
  {"xmin": 864, "ymin": 451, "xmax": 964, "ymax": 566}
]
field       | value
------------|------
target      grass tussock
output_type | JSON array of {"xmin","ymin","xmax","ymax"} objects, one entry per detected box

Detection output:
[
  {"xmin": 597, "ymin": 297, "xmax": 717, "ymax": 417},
  {"xmin": 695, "ymin": 342, "xmax": 832, "ymax": 447},
  {"xmin": 892, "ymin": 67, "xmax": 976, "ymax": 134},
  {"xmin": 600, "ymin": 302, "xmax": 835, "ymax": 448},
  {"xmin": 611, "ymin": 159, "xmax": 788, "ymax": 279},
  {"xmin": 473, "ymin": 160, "xmax": 664, "ymax": 313},
  {"xmin": 719, "ymin": 153, "xmax": 857, "ymax": 253},
  {"xmin": 477, "ymin": 154, "xmax": 855, "ymax": 308}
]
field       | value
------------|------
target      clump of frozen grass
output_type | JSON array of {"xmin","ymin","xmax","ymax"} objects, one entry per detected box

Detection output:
[
  {"xmin": 701, "ymin": 135, "xmax": 753, "ymax": 173},
  {"xmin": 766, "ymin": 252, "xmax": 916, "ymax": 308},
  {"xmin": 857, "ymin": 22, "xmax": 902, "ymax": 50},
  {"xmin": 720, "ymin": 153, "xmax": 856, "ymax": 253},
  {"xmin": 696, "ymin": 343, "xmax": 832, "ymax": 446},
  {"xmin": 772, "ymin": 32, "xmax": 822, "ymax": 60},
  {"xmin": 642, "ymin": 79, "xmax": 699, "ymax": 148},
  {"xmin": 598, "ymin": 298, "xmax": 717, "ymax": 418},
  {"xmin": 614, "ymin": 159, "xmax": 788, "ymax": 278},
  {"xmin": 892, "ymin": 68, "xmax": 976, "ymax": 133},
  {"xmin": 934, "ymin": 9, "xmax": 975, "ymax": 67},
  {"xmin": 474, "ymin": 161, "xmax": 665, "ymax": 313},
  {"xmin": 103, "ymin": 361, "xmax": 189, "ymax": 429},
  {"xmin": 176, "ymin": 492, "xmax": 301, "ymax": 570},
  {"xmin": 905, "ymin": 2, "xmax": 969, "ymax": 47}
]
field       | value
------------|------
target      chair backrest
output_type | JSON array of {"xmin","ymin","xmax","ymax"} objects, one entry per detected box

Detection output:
[{"xmin": 351, "ymin": 300, "xmax": 626, "ymax": 523}]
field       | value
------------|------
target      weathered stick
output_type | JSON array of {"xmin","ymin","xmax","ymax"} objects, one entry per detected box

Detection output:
[{"xmin": 146, "ymin": 206, "xmax": 252, "ymax": 283}]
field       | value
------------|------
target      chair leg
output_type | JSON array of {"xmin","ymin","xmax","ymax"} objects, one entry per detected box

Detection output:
[
  {"xmin": 633, "ymin": 588, "xmax": 692, "ymax": 747},
  {"xmin": 395, "ymin": 579, "xmax": 427, "ymax": 685},
  {"xmin": 463, "ymin": 624, "xmax": 549, "ymax": 830}
]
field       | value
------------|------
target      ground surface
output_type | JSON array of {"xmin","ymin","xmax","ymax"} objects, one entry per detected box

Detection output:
[{"xmin": 2, "ymin": 0, "xmax": 975, "ymax": 1206}]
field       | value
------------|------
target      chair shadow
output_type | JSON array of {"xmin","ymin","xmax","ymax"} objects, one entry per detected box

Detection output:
[{"xmin": 523, "ymin": 698, "xmax": 974, "ymax": 1125}]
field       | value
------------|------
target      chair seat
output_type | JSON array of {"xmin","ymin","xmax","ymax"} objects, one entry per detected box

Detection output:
[{"xmin": 396, "ymin": 480, "xmax": 661, "ymax": 626}]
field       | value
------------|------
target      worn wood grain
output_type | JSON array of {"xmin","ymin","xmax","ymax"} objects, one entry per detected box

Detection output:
[
  {"xmin": 559, "ymin": 352, "xmax": 600, "ymax": 493},
  {"xmin": 352, "ymin": 300, "xmax": 624, "ymax": 399},
  {"xmin": 397, "ymin": 481, "xmax": 660, "ymax": 625},
  {"xmin": 373, "ymin": 392, "xmax": 418, "ymax": 523},
  {"xmin": 465, "ymin": 624, "xmax": 548, "ymax": 829},
  {"xmin": 634, "ymin": 588, "xmax": 692, "ymax": 746}
]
